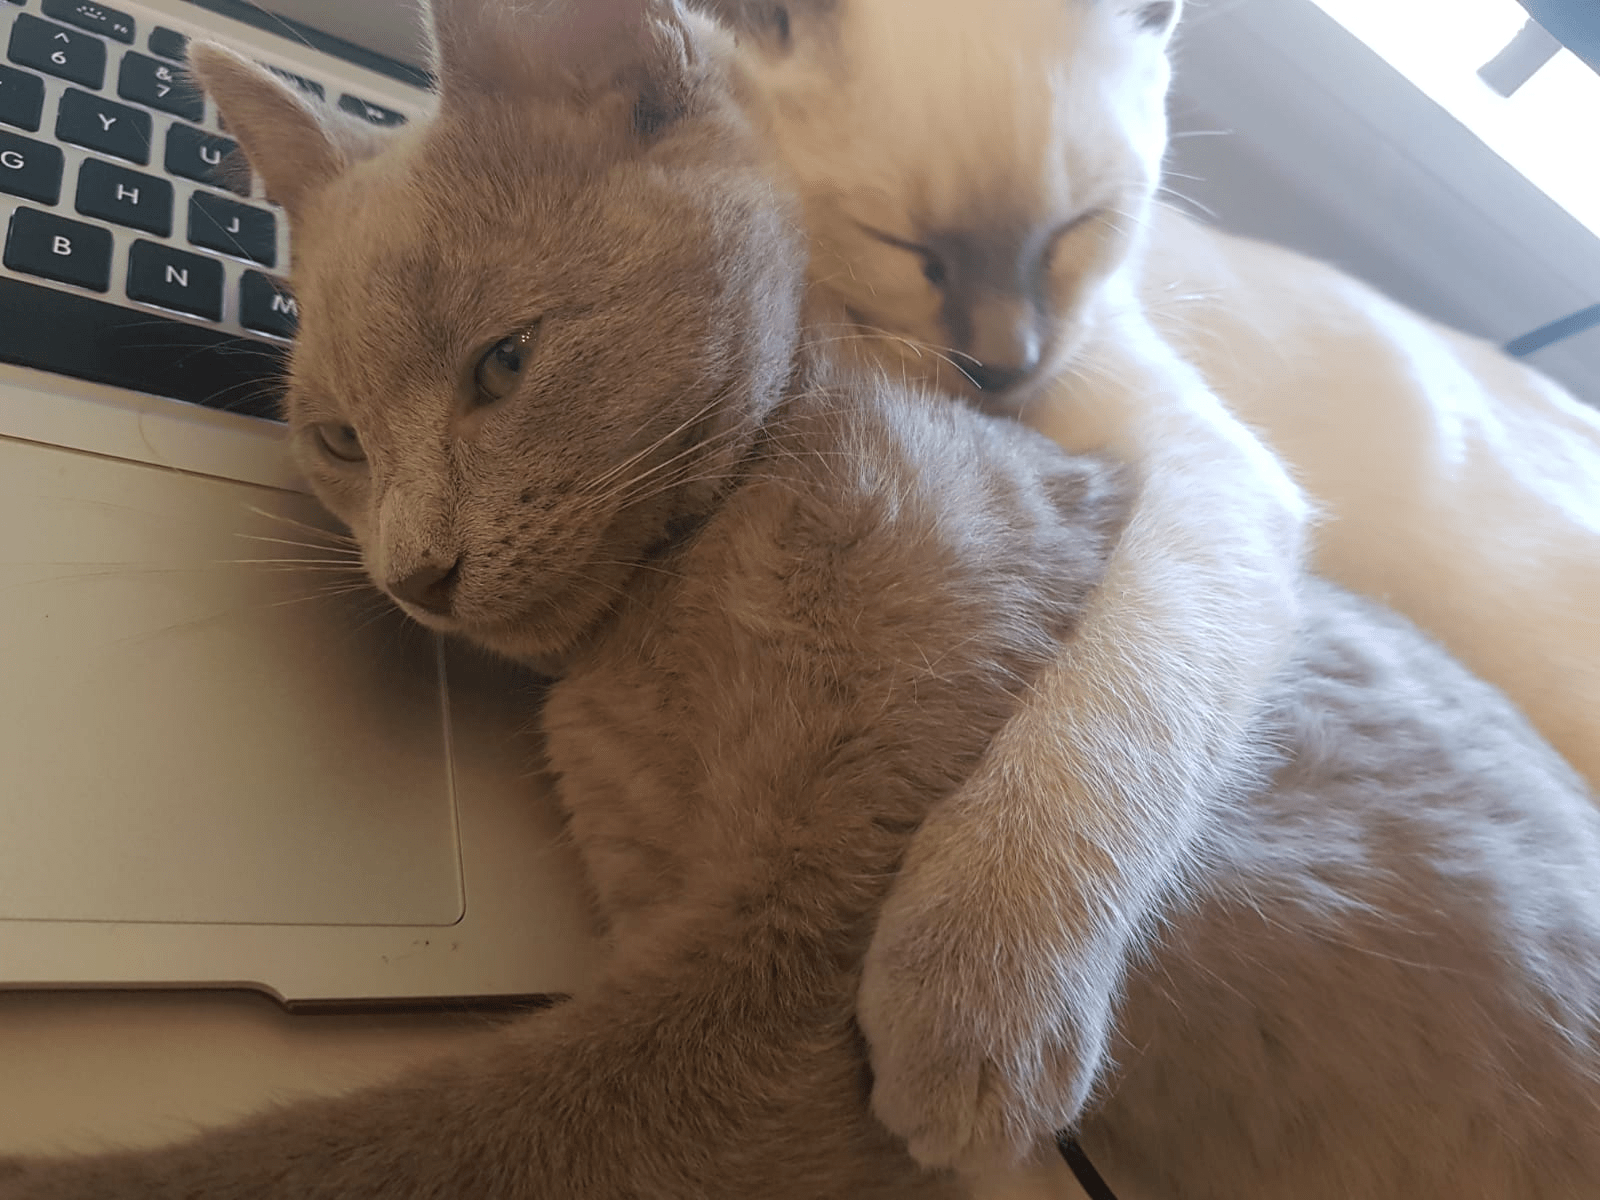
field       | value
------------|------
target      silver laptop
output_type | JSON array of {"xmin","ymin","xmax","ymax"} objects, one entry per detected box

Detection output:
[{"xmin": 0, "ymin": 0, "xmax": 599, "ymax": 1008}]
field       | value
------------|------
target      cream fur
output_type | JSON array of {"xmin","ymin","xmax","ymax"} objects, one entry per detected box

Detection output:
[
  {"xmin": 718, "ymin": 0, "xmax": 1313, "ymax": 1173},
  {"xmin": 714, "ymin": 0, "xmax": 1600, "ymax": 1175},
  {"xmin": 1143, "ymin": 214, "xmax": 1600, "ymax": 783},
  {"xmin": 722, "ymin": 0, "xmax": 1600, "ymax": 782}
]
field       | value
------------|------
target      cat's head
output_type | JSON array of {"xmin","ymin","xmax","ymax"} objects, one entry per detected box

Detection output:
[
  {"xmin": 192, "ymin": 0, "xmax": 802, "ymax": 669},
  {"xmin": 708, "ymin": 0, "xmax": 1179, "ymax": 408}
]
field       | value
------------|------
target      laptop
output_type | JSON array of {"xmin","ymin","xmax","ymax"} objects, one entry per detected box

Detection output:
[{"xmin": 0, "ymin": 0, "xmax": 600, "ymax": 1009}]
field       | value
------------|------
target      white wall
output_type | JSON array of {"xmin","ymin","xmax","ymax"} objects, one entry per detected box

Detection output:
[{"xmin": 1166, "ymin": 0, "xmax": 1599, "ymax": 404}]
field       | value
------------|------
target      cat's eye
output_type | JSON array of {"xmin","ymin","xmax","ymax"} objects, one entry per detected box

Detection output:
[
  {"xmin": 312, "ymin": 422, "xmax": 366, "ymax": 464},
  {"xmin": 475, "ymin": 325, "xmax": 541, "ymax": 405},
  {"xmin": 770, "ymin": 4, "xmax": 792, "ymax": 49},
  {"xmin": 1047, "ymin": 208, "xmax": 1105, "ymax": 253},
  {"xmin": 856, "ymin": 221, "xmax": 950, "ymax": 291}
]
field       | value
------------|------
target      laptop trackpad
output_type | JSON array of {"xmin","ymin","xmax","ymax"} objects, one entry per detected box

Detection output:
[{"xmin": 0, "ymin": 436, "xmax": 464, "ymax": 928}]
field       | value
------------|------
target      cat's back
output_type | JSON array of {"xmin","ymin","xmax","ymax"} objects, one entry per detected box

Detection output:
[{"xmin": 1092, "ymin": 579, "xmax": 1600, "ymax": 1198}]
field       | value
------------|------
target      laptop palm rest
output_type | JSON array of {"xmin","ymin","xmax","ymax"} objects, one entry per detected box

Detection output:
[{"xmin": 0, "ymin": 434, "xmax": 464, "ymax": 930}]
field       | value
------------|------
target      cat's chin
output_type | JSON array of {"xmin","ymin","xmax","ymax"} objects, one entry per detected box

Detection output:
[
  {"xmin": 827, "ymin": 300, "xmax": 1080, "ymax": 416},
  {"xmin": 451, "ymin": 602, "xmax": 618, "ymax": 676},
  {"xmin": 374, "ymin": 596, "xmax": 585, "ymax": 673}
]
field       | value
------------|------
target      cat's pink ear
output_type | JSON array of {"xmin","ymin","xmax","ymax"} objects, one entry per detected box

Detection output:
[
  {"xmin": 424, "ymin": 0, "xmax": 691, "ymax": 103},
  {"xmin": 187, "ymin": 43, "xmax": 346, "ymax": 217}
]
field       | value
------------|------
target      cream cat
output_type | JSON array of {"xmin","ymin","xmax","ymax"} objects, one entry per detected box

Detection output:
[
  {"xmin": 704, "ymin": 0, "xmax": 1600, "ymax": 1170},
  {"xmin": 706, "ymin": 0, "xmax": 1314, "ymax": 1170},
  {"xmin": 3, "ymin": 7, "xmax": 1599, "ymax": 1197},
  {"xmin": 709, "ymin": 0, "xmax": 1600, "ymax": 782}
]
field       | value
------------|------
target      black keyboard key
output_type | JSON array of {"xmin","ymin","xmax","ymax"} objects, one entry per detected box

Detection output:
[
  {"xmin": 4, "ymin": 207, "xmax": 111, "ymax": 290},
  {"xmin": 8, "ymin": 13, "xmax": 105, "ymax": 89},
  {"xmin": 265, "ymin": 65, "xmax": 323, "ymax": 99},
  {"xmin": 188, "ymin": 190, "xmax": 275, "ymax": 266},
  {"xmin": 40, "ymin": 0, "xmax": 134, "ymax": 43},
  {"xmin": 165, "ymin": 122, "xmax": 245, "ymax": 193},
  {"xmin": 0, "ymin": 127, "xmax": 61, "ymax": 202},
  {"xmin": 148, "ymin": 26, "xmax": 188, "ymax": 63},
  {"xmin": 241, "ymin": 269, "xmax": 297, "ymax": 337},
  {"xmin": 118, "ymin": 51, "xmax": 203, "ymax": 122},
  {"xmin": 127, "ymin": 239, "xmax": 223, "ymax": 320},
  {"xmin": 338, "ymin": 94, "xmax": 406, "ymax": 127},
  {"xmin": 56, "ymin": 87, "xmax": 151, "ymax": 163},
  {"xmin": 76, "ymin": 157, "xmax": 172, "ymax": 235},
  {"xmin": 0, "ymin": 63, "xmax": 45, "ymax": 131},
  {"xmin": 0, "ymin": 275, "xmax": 287, "ymax": 418}
]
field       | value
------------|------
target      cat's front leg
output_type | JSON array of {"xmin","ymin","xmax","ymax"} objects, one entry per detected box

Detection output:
[{"xmin": 858, "ymin": 302, "xmax": 1307, "ymax": 1173}]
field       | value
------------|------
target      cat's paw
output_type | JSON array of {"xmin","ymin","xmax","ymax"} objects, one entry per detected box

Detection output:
[{"xmin": 858, "ymin": 818, "xmax": 1121, "ymax": 1173}]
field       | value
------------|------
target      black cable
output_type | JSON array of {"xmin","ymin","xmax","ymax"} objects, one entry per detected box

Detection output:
[
  {"xmin": 1505, "ymin": 303, "xmax": 1600, "ymax": 358},
  {"xmin": 1056, "ymin": 1132, "xmax": 1120, "ymax": 1200}
]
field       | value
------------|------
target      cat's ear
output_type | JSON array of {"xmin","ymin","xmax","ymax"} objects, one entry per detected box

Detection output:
[
  {"xmin": 187, "ymin": 43, "xmax": 384, "ymax": 216},
  {"xmin": 425, "ymin": 0, "xmax": 698, "ymax": 103},
  {"xmin": 1120, "ymin": 0, "xmax": 1182, "ymax": 40}
]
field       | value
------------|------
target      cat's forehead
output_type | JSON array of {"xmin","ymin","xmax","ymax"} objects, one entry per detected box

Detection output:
[
  {"xmin": 293, "ymin": 111, "xmax": 617, "ymax": 322},
  {"xmin": 765, "ymin": 0, "xmax": 1164, "ymax": 225}
]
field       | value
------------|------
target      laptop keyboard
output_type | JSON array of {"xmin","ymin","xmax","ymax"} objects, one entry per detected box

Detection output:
[{"xmin": 0, "ymin": 0, "xmax": 420, "ymax": 421}]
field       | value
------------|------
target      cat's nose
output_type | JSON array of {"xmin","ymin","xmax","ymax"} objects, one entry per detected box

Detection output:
[
  {"xmin": 960, "ymin": 297, "xmax": 1043, "ymax": 394},
  {"xmin": 389, "ymin": 557, "xmax": 462, "ymax": 616},
  {"xmin": 959, "ymin": 359, "xmax": 1035, "ymax": 394}
]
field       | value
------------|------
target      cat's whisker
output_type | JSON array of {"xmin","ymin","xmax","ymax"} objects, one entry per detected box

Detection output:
[
  {"xmin": 821, "ymin": 321, "xmax": 975, "ymax": 377},
  {"xmin": 585, "ymin": 560, "xmax": 688, "ymax": 583},
  {"xmin": 1155, "ymin": 186, "xmax": 1218, "ymax": 221},
  {"xmin": 241, "ymin": 505, "xmax": 358, "ymax": 544},
  {"xmin": 223, "ymin": 556, "xmax": 366, "ymax": 567},
  {"xmin": 263, "ymin": 585, "xmax": 382, "ymax": 611},
  {"xmin": 579, "ymin": 395, "xmax": 728, "ymax": 499},
  {"xmin": 235, "ymin": 532, "xmax": 362, "ymax": 556},
  {"xmin": 606, "ymin": 467, "xmax": 748, "ymax": 511},
  {"xmin": 590, "ymin": 416, "xmax": 759, "ymax": 511}
]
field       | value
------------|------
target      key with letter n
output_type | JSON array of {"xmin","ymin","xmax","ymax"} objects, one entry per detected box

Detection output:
[{"xmin": 127, "ymin": 239, "xmax": 224, "ymax": 320}]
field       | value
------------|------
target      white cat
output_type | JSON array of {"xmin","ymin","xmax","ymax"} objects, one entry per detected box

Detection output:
[
  {"xmin": 716, "ymin": 0, "xmax": 1600, "ymax": 783},
  {"xmin": 700, "ymin": 0, "xmax": 1600, "ymax": 1178}
]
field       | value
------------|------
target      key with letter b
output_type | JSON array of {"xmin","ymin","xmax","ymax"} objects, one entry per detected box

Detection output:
[{"xmin": 4, "ymin": 207, "xmax": 113, "ymax": 291}]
